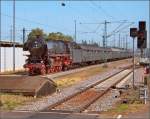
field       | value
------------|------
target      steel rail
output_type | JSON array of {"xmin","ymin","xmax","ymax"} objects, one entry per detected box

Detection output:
[
  {"xmin": 50, "ymin": 71, "xmax": 132, "ymax": 113},
  {"xmin": 46, "ymin": 67, "xmax": 137, "ymax": 112},
  {"xmin": 79, "ymin": 71, "xmax": 132, "ymax": 113},
  {"xmin": 45, "ymin": 69, "xmax": 126, "ymax": 111}
]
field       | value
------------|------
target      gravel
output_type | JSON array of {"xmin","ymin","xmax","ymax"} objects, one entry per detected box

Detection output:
[
  {"xmin": 15, "ymin": 64, "xmax": 132, "ymax": 112},
  {"xmin": 86, "ymin": 89, "xmax": 121, "ymax": 112},
  {"xmin": 50, "ymin": 70, "xmax": 131, "ymax": 112},
  {"xmin": 15, "ymin": 69, "xmax": 121, "ymax": 111},
  {"xmin": 86, "ymin": 68, "xmax": 144, "ymax": 113}
]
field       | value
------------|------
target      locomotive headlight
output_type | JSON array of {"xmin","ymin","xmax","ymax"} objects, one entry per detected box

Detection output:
[{"xmin": 33, "ymin": 41, "xmax": 38, "ymax": 48}]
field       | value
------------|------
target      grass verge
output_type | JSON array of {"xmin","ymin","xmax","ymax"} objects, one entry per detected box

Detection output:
[
  {"xmin": 0, "ymin": 93, "xmax": 34, "ymax": 110},
  {"xmin": 109, "ymin": 103, "xmax": 143, "ymax": 114},
  {"xmin": 103, "ymin": 84, "xmax": 148, "ymax": 115},
  {"xmin": 54, "ymin": 59, "xmax": 132, "ymax": 88},
  {"xmin": 55, "ymin": 66, "xmax": 108, "ymax": 88}
]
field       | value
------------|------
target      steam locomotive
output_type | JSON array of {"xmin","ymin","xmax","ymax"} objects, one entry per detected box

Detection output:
[{"xmin": 23, "ymin": 36, "xmax": 132, "ymax": 75}]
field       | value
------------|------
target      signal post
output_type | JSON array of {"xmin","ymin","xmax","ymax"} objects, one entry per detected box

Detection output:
[
  {"xmin": 130, "ymin": 21, "xmax": 147, "ymax": 88},
  {"xmin": 130, "ymin": 28, "xmax": 138, "ymax": 88}
]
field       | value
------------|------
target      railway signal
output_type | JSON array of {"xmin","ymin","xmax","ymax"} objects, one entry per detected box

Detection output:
[
  {"xmin": 130, "ymin": 28, "xmax": 138, "ymax": 38},
  {"xmin": 129, "ymin": 21, "xmax": 147, "ymax": 88},
  {"xmin": 137, "ymin": 30, "xmax": 147, "ymax": 48},
  {"xmin": 130, "ymin": 27, "xmax": 138, "ymax": 89},
  {"xmin": 137, "ymin": 21, "xmax": 147, "ymax": 49},
  {"xmin": 139, "ymin": 21, "xmax": 146, "ymax": 31}
]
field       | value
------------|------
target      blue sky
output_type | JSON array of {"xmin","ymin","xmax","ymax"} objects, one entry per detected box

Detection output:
[{"xmin": 1, "ymin": 0, "xmax": 149, "ymax": 49}]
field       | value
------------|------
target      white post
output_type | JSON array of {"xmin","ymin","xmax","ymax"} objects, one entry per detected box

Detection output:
[
  {"xmin": 144, "ymin": 87, "xmax": 147, "ymax": 104},
  {"xmin": 13, "ymin": 0, "xmax": 16, "ymax": 72},
  {"xmin": 0, "ymin": 0, "xmax": 1, "ymax": 73}
]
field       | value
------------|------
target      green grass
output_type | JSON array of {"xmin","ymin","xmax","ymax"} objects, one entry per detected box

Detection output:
[
  {"xmin": 113, "ymin": 104, "xmax": 129, "ymax": 113},
  {"xmin": 0, "ymin": 93, "xmax": 34, "ymax": 110},
  {"xmin": 54, "ymin": 66, "xmax": 108, "ymax": 88},
  {"xmin": 2, "ymin": 100, "xmax": 20, "ymax": 110}
]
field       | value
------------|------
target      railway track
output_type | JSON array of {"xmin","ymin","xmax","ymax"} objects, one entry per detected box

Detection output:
[
  {"xmin": 46, "ymin": 69, "xmax": 133, "ymax": 113},
  {"xmin": 15, "ymin": 64, "xmax": 139, "ymax": 111}
]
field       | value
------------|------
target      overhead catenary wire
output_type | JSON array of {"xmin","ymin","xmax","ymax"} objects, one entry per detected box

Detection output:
[
  {"xmin": 66, "ymin": 2, "xmax": 104, "ymax": 42},
  {"xmin": 107, "ymin": 21, "xmax": 131, "ymax": 38},
  {"xmin": 79, "ymin": 21, "xmax": 104, "ymax": 38},
  {"xmin": 1, "ymin": 13, "xmax": 75, "ymax": 34},
  {"xmin": 57, "ymin": 2, "xmax": 99, "ymax": 41},
  {"xmin": 79, "ymin": 20, "xmax": 134, "ymax": 49},
  {"xmin": 70, "ymin": 2, "xmax": 100, "ymax": 23},
  {"xmin": 79, "ymin": 20, "xmax": 132, "ymax": 38},
  {"xmin": 112, "ymin": 22, "xmax": 135, "ymax": 35},
  {"xmin": 79, "ymin": 20, "xmax": 131, "ymax": 25},
  {"xmin": 79, "ymin": 23, "xmax": 102, "ymax": 34},
  {"xmin": 93, "ymin": 24, "xmax": 102, "ymax": 33},
  {"xmin": 90, "ymin": 1, "xmax": 116, "ymax": 20}
]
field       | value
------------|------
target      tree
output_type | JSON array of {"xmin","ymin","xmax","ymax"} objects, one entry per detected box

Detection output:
[
  {"xmin": 27, "ymin": 28, "xmax": 47, "ymax": 41},
  {"xmin": 26, "ymin": 28, "xmax": 73, "ymax": 43},
  {"xmin": 47, "ymin": 32, "xmax": 73, "ymax": 42},
  {"xmin": 24, "ymin": 28, "xmax": 47, "ymax": 50},
  {"xmin": 64, "ymin": 35, "xmax": 73, "ymax": 42}
]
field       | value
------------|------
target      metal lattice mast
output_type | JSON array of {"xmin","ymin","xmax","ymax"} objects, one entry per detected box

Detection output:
[{"xmin": 74, "ymin": 20, "xmax": 77, "ymax": 42}]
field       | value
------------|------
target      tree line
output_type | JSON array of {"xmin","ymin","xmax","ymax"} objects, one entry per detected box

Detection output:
[{"xmin": 27, "ymin": 28, "xmax": 74, "ymax": 42}]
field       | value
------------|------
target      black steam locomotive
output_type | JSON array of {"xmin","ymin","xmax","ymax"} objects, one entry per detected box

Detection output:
[{"xmin": 23, "ymin": 36, "xmax": 132, "ymax": 75}]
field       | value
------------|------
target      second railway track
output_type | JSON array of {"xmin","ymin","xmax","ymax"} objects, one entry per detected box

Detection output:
[{"xmin": 46, "ymin": 68, "xmax": 133, "ymax": 113}]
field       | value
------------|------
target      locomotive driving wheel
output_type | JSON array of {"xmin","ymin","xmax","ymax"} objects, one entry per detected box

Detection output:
[
  {"xmin": 28, "ymin": 70, "xmax": 33, "ymax": 76},
  {"xmin": 62, "ymin": 65, "xmax": 68, "ymax": 71},
  {"xmin": 47, "ymin": 68, "xmax": 51, "ymax": 74},
  {"xmin": 40, "ymin": 67, "xmax": 46, "ymax": 75},
  {"xmin": 59, "ymin": 66, "xmax": 62, "ymax": 71}
]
